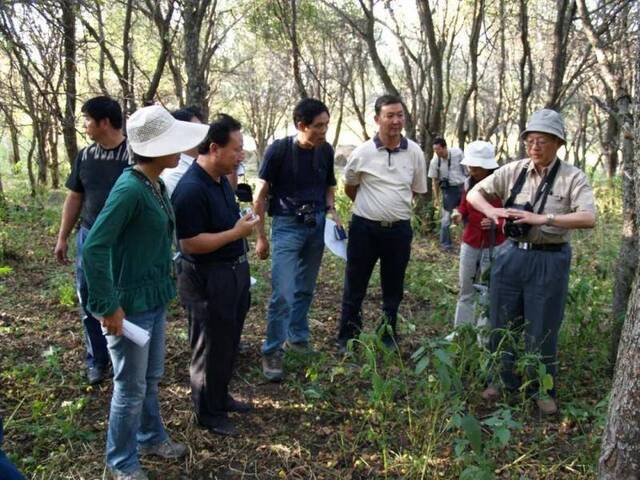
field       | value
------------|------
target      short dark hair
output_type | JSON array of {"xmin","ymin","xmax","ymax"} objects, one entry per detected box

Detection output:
[
  {"xmin": 172, "ymin": 106, "xmax": 204, "ymax": 123},
  {"xmin": 197, "ymin": 113, "xmax": 242, "ymax": 154},
  {"xmin": 433, "ymin": 137, "xmax": 447, "ymax": 148},
  {"xmin": 374, "ymin": 94, "xmax": 404, "ymax": 116},
  {"xmin": 132, "ymin": 152, "xmax": 154, "ymax": 164},
  {"xmin": 292, "ymin": 98, "xmax": 329, "ymax": 127},
  {"xmin": 81, "ymin": 96, "xmax": 123, "ymax": 129}
]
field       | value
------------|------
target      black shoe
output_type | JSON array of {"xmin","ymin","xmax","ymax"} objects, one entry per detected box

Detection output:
[
  {"xmin": 335, "ymin": 339, "xmax": 349, "ymax": 355},
  {"xmin": 237, "ymin": 340, "xmax": 250, "ymax": 354},
  {"xmin": 381, "ymin": 334, "xmax": 398, "ymax": 349},
  {"xmin": 200, "ymin": 417, "xmax": 238, "ymax": 436},
  {"xmin": 87, "ymin": 366, "xmax": 108, "ymax": 385},
  {"xmin": 225, "ymin": 396, "xmax": 252, "ymax": 413}
]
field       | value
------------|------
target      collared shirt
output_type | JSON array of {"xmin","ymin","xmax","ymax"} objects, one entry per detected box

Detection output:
[
  {"xmin": 161, "ymin": 153, "xmax": 195, "ymax": 197},
  {"xmin": 470, "ymin": 157, "xmax": 596, "ymax": 243},
  {"xmin": 172, "ymin": 161, "xmax": 245, "ymax": 263},
  {"xmin": 427, "ymin": 147, "xmax": 466, "ymax": 186},
  {"xmin": 344, "ymin": 134, "xmax": 427, "ymax": 222}
]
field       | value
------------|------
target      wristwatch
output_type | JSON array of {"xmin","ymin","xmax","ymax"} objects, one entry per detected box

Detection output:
[{"xmin": 545, "ymin": 213, "xmax": 555, "ymax": 226}]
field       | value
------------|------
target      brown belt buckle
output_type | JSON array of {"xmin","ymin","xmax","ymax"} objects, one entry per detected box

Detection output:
[{"xmin": 380, "ymin": 220, "xmax": 393, "ymax": 228}]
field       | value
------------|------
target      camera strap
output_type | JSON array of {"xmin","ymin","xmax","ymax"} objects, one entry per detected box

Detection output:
[
  {"xmin": 437, "ymin": 151, "xmax": 451, "ymax": 180},
  {"xmin": 504, "ymin": 159, "xmax": 561, "ymax": 213}
]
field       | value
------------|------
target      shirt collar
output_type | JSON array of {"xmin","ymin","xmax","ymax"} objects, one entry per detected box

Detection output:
[
  {"xmin": 192, "ymin": 160, "xmax": 225, "ymax": 188},
  {"xmin": 527, "ymin": 157, "xmax": 559, "ymax": 177},
  {"xmin": 373, "ymin": 134, "xmax": 408, "ymax": 152}
]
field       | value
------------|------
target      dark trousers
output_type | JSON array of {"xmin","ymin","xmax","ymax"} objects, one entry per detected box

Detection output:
[
  {"xmin": 177, "ymin": 259, "xmax": 250, "ymax": 424},
  {"xmin": 339, "ymin": 214, "xmax": 413, "ymax": 341},
  {"xmin": 489, "ymin": 242, "xmax": 571, "ymax": 398}
]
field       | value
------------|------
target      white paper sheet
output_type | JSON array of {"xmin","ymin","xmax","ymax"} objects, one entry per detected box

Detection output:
[
  {"xmin": 324, "ymin": 218, "xmax": 347, "ymax": 260},
  {"xmin": 96, "ymin": 316, "xmax": 151, "ymax": 347}
]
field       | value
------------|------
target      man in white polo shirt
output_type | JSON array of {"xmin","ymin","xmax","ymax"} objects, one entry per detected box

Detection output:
[{"xmin": 337, "ymin": 95, "xmax": 427, "ymax": 351}]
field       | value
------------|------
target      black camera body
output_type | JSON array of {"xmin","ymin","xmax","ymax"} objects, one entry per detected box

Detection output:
[
  {"xmin": 439, "ymin": 178, "xmax": 450, "ymax": 189},
  {"xmin": 295, "ymin": 203, "xmax": 317, "ymax": 227},
  {"xmin": 504, "ymin": 202, "xmax": 533, "ymax": 238}
]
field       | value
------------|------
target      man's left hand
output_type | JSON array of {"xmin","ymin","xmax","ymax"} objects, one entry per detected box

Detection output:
[{"xmin": 506, "ymin": 209, "xmax": 546, "ymax": 226}]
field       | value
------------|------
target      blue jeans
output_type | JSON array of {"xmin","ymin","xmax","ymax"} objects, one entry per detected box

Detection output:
[
  {"xmin": 105, "ymin": 306, "xmax": 169, "ymax": 473},
  {"xmin": 262, "ymin": 213, "xmax": 325, "ymax": 355},
  {"xmin": 76, "ymin": 226, "xmax": 110, "ymax": 369},
  {"xmin": 0, "ymin": 419, "xmax": 25, "ymax": 480}
]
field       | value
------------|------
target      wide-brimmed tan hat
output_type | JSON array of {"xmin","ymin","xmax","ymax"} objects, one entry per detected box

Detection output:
[
  {"xmin": 461, "ymin": 141, "xmax": 499, "ymax": 169},
  {"xmin": 127, "ymin": 105, "xmax": 209, "ymax": 157},
  {"xmin": 520, "ymin": 108, "xmax": 566, "ymax": 143}
]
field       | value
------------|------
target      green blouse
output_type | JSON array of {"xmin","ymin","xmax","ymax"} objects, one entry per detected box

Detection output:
[{"xmin": 82, "ymin": 167, "xmax": 176, "ymax": 317}]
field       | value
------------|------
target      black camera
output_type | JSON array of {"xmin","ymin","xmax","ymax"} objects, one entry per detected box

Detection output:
[
  {"xmin": 503, "ymin": 202, "xmax": 533, "ymax": 238},
  {"xmin": 439, "ymin": 178, "xmax": 450, "ymax": 189},
  {"xmin": 296, "ymin": 203, "xmax": 317, "ymax": 227}
]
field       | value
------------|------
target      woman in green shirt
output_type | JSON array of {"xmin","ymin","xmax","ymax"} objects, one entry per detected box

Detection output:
[{"xmin": 82, "ymin": 105, "xmax": 208, "ymax": 480}]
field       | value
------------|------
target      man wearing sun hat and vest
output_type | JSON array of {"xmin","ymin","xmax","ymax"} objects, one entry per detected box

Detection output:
[{"xmin": 467, "ymin": 109, "xmax": 596, "ymax": 415}]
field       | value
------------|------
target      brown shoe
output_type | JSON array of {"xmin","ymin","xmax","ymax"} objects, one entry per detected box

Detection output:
[
  {"xmin": 481, "ymin": 386, "xmax": 500, "ymax": 401},
  {"xmin": 536, "ymin": 398, "xmax": 558, "ymax": 415}
]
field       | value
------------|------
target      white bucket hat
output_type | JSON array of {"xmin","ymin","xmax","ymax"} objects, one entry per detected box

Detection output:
[
  {"xmin": 461, "ymin": 141, "xmax": 499, "ymax": 169},
  {"xmin": 520, "ymin": 108, "xmax": 566, "ymax": 143},
  {"xmin": 127, "ymin": 105, "xmax": 210, "ymax": 157}
]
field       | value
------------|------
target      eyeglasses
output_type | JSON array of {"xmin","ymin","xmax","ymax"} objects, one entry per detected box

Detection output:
[{"xmin": 524, "ymin": 139, "xmax": 550, "ymax": 148}]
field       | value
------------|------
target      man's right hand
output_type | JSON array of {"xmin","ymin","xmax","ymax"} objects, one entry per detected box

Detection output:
[
  {"xmin": 234, "ymin": 212, "xmax": 260, "ymax": 238},
  {"xmin": 54, "ymin": 237, "xmax": 70, "ymax": 265},
  {"xmin": 485, "ymin": 206, "xmax": 509, "ymax": 225},
  {"xmin": 103, "ymin": 307, "xmax": 125, "ymax": 336},
  {"xmin": 256, "ymin": 235, "xmax": 270, "ymax": 260}
]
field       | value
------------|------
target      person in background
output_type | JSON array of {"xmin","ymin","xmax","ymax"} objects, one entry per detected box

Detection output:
[
  {"xmin": 337, "ymin": 94, "xmax": 427, "ymax": 351},
  {"xmin": 160, "ymin": 106, "xmax": 205, "ymax": 197},
  {"xmin": 82, "ymin": 105, "xmax": 209, "ymax": 480},
  {"xmin": 449, "ymin": 141, "xmax": 505, "ymax": 337},
  {"xmin": 467, "ymin": 109, "xmax": 596, "ymax": 415},
  {"xmin": 428, "ymin": 137, "xmax": 466, "ymax": 251},
  {"xmin": 54, "ymin": 96, "xmax": 129, "ymax": 385}
]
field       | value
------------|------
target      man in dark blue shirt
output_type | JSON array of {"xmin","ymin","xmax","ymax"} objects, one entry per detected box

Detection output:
[
  {"xmin": 54, "ymin": 96, "xmax": 129, "ymax": 385},
  {"xmin": 253, "ymin": 98, "xmax": 341, "ymax": 381},
  {"xmin": 172, "ymin": 114, "xmax": 258, "ymax": 436}
]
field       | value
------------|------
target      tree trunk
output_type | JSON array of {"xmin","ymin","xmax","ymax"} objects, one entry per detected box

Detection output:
[
  {"xmin": 545, "ymin": 0, "xmax": 576, "ymax": 109},
  {"xmin": 61, "ymin": 0, "xmax": 78, "ymax": 165},
  {"xmin": 598, "ymin": 30, "xmax": 640, "ymax": 480},
  {"xmin": 517, "ymin": 0, "xmax": 533, "ymax": 159},
  {"xmin": 48, "ymin": 125, "xmax": 60, "ymax": 189}
]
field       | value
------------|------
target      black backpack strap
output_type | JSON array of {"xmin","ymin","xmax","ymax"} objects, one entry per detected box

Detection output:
[
  {"xmin": 504, "ymin": 163, "xmax": 529, "ymax": 208},
  {"xmin": 534, "ymin": 159, "xmax": 561, "ymax": 214}
]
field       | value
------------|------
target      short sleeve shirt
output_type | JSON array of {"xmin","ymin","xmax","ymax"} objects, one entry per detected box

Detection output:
[
  {"xmin": 172, "ymin": 161, "xmax": 244, "ymax": 263},
  {"xmin": 428, "ymin": 147, "xmax": 466, "ymax": 186},
  {"xmin": 344, "ymin": 135, "xmax": 427, "ymax": 222},
  {"xmin": 259, "ymin": 136, "xmax": 336, "ymax": 216},
  {"xmin": 160, "ymin": 153, "xmax": 195, "ymax": 198},
  {"xmin": 65, "ymin": 140, "xmax": 130, "ymax": 229},
  {"xmin": 470, "ymin": 158, "xmax": 597, "ymax": 243}
]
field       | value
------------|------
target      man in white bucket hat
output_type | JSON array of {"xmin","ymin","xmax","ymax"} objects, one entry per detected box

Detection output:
[
  {"xmin": 467, "ymin": 109, "xmax": 596, "ymax": 415},
  {"xmin": 450, "ymin": 141, "xmax": 505, "ymax": 335},
  {"xmin": 82, "ymin": 105, "xmax": 209, "ymax": 479}
]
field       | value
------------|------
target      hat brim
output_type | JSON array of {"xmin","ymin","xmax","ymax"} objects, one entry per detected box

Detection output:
[
  {"xmin": 519, "ymin": 128, "xmax": 566, "ymax": 144},
  {"xmin": 461, "ymin": 156, "xmax": 499, "ymax": 169},
  {"xmin": 130, "ymin": 121, "xmax": 210, "ymax": 157}
]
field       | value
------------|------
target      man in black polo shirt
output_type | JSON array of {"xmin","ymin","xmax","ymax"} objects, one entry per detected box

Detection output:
[
  {"xmin": 253, "ymin": 98, "xmax": 340, "ymax": 382},
  {"xmin": 172, "ymin": 114, "xmax": 259, "ymax": 436},
  {"xmin": 54, "ymin": 96, "xmax": 129, "ymax": 385}
]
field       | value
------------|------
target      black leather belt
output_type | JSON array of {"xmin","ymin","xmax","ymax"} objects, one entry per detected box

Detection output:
[
  {"xmin": 179, "ymin": 253, "xmax": 248, "ymax": 266},
  {"xmin": 512, "ymin": 241, "xmax": 567, "ymax": 252},
  {"xmin": 354, "ymin": 214, "xmax": 410, "ymax": 228}
]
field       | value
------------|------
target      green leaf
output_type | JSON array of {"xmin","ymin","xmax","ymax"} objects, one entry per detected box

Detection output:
[
  {"xmin": 435, "ymin": 348, "xmax": 454, "ymax": 368},
  {"xmin": 460, "ymin": 465, "xmax": 494, "ymax": 480},
  {"xmin": 461, "ymin": 414, "xmax": 483, "ymax": 453},
  {"xmin": 493, "ymin": 426, "xmax": 510, "ymax": 447},
  {"xmin": 541, "ymin": 373, "xmax": 554, "ymax": 393},
  {"xmin": 415, "ymin": 356, "xmax": 429, "ymax": 374}
]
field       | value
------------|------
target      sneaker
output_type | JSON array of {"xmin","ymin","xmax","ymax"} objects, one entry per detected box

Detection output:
[
  {"xmin": 111, "ymin": 469, "xmax": 148, "ymax": 480},
  {"xmin": 481, "ymin": 386, "xmax": 500, "ymax": 402},
  {"xmin": 283, "ymin": 340, "xmax": 314, "ymax": 354},
  {"xmin": 87, "ymin": 365, "xmax": 109, "ymax": 385},
  {"xmin": 536, "ymin": 398, "xmax": 558, "ymax": 415},
  {"xmin": 262, "ymin": 351, "xmax": 284, "ymax": 382},
  {"xmin": 138, "ymin": 438, "xmax": 187, "ymax": 459}
]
